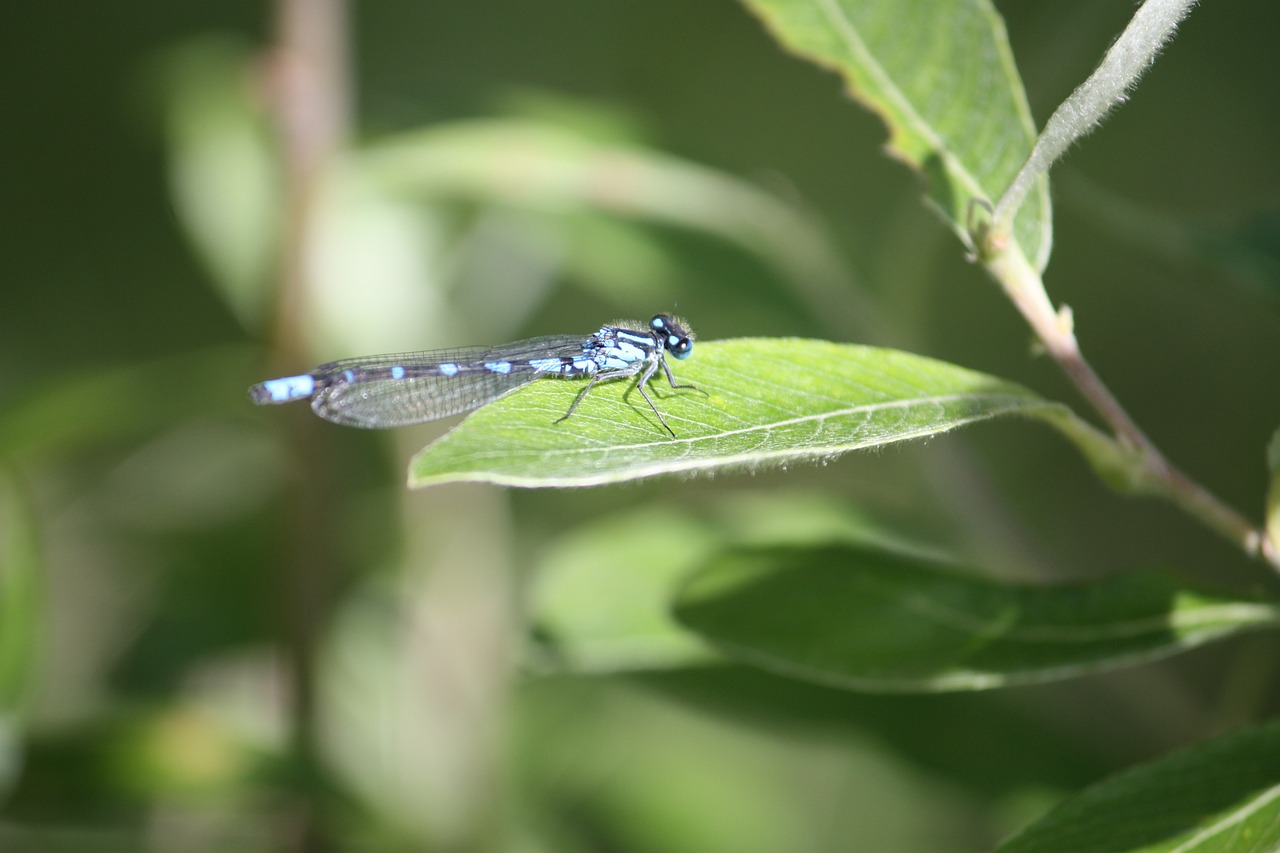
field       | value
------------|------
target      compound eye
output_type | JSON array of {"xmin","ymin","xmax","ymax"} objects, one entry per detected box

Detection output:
[{"xmin": 652, "ymin": 314, "xmax": 693, "ymax": 357}]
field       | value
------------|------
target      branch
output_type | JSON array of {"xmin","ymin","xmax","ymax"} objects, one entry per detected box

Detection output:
[
  {"xmin": 992, "ymin": 0, "xmax": 1198, "ymax": 236},
  {"xmin": 983, "ymin": 244, "xmax": 1274, "ymax": 569}
]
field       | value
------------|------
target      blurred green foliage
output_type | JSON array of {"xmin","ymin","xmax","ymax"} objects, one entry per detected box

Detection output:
[{"xmin": 3, "ymin": 1, "xmax": 1280, "ymax": 851}]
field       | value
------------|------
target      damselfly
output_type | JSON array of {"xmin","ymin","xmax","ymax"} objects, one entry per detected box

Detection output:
[{"xmin": 249, "ymin": 314, "xmax": 701, "ymax": 436}]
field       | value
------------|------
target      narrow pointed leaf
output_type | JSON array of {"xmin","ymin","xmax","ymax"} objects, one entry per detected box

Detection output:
[
  {"xmin": 409, "ymin": 338, "xmax": 1072, "ymax": 488},
  {"xmin": 673, "ymin": 544, "xmax": 1280, "ymax": 692},
  {"xmin": 997, "ymin": 720, "xmax": 1280, "ymax": 853},
  {"xmin": 155, "ymin": 38, "xmax": 281, "ymax": 328},
  {"xmin": 361, "ymin": 119, "xmax": 857, "ymax": 303},
  {"xmin": 739, "ymin": 0, "xmax": 1051, "ymax": 269}
]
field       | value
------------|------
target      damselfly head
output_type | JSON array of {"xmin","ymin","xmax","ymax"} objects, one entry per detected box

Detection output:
[{"xmin": 651, "ymin": 314, "xmax": 694, "ymax": 360}]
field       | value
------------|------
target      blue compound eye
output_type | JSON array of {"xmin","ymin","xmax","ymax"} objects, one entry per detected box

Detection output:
[{"xmin": 650, "ymin": 314, "xmax": 694, "ymax": 359}]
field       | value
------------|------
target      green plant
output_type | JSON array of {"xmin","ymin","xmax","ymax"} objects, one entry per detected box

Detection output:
[
  {"xmin": 414, "ymin": 1, "xmax": 1280, "ymax": 849},
  {"xmin": 4, "ymin": 1, "xmax": 1279, "ymax": 851}
]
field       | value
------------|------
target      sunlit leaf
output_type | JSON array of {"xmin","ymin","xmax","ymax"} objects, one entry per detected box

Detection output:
[
  {"xmin": 739, "ymin": 0, "xmax": 1052, "ymax": 269},
  {"xmin": 409, "ymin": 338, "xmax": 1123, "ymax": 489},
  {"xmin": 673, "ymin": 543, "xmax": 1280, "ymax": 691}
]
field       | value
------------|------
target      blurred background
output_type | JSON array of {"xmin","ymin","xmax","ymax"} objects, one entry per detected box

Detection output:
[{"xmin": 3, "ymin": 1, "xmax": 1279, "ymax": 850}]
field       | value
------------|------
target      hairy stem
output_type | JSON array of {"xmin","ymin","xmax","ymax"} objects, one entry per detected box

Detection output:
[{"xmin": 993, "ymin": 0, "xmax": 1199, "ymax": 233}]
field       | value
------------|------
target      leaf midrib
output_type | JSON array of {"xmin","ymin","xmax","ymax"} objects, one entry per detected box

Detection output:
[
  {"xmin": 1166, "ymin": 784, "xmax": 1280, "ymax": 853},
  {"xmin": 458, "ymin": 391, "xmax": 1035, "ymax": 458}
]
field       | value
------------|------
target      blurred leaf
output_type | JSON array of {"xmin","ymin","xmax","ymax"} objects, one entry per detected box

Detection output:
[
  {"xmin": 995, "ymin": 719, "xmax": 1280, "ymax": 853},
  {"xmin": 1064, "ymin": 178, "xmax": 1280, "ymax": 311},
  {"xmin": 408, "ymin": 338, "xmax": 1124, "ymax": 489},
  {"xmin": 0, "ymin": 470, "xmax": 42, "ymax": 799},
  {"xmin": 308, "ymin": 168, "xmax": 452, "ymax": 357},
  {"xmin": 0, "ymin": 471, "xmax": 41, "ymax": 710},
  {"xmin": 1267, "ymin": 428, "xmax": 1280, "ymax": 563},
  {"xmin": 110, "ymin": 706, "xmax": 255, "ymax": 800},
  {"xmin": 154, "ymin": 38, "xmax": 282, "ymax": 330},
  {"xmin": 496, "ymin": 89, "xmax": 659, "ymax": 146},
  {"xmin": 516, "ymin": 677, "xmax": 848, "ymax": 853},
  {"xmin": 738, "ymin": 0, "xmax": 1051, "ymax": 269},
  {"xmin": 673, "ymin": 543, "xmax": 1280, "ymax": 692},
  {"xmin": 706, "ymin": 490, "xmax": 941, "ymax": 556},
  {"xmin": 1, "ymin": 721, "xmax": 141, "ymax": 835},
  {"xmin": 638, "ymin": 666, "xmax": 1136, "ymax": 799},
  {"xmin": 0, "ymin": 347, "xmax": 257, "ymax": 462},
  {"xmin": 551, "ymin": 212, "xmax": 687, "ymax": 306},
  {"xmin": 531, "ymin": 494, "xmax": 948, "ymax": 674},
  {"xmin": 1207, "ymin": 210, "xmax": 1280, "ymax": 306},
  {"xmin": 357, "ymin": 119, "xmax": 862, "ymax": 319},
  {"xmin": 3, "ymin": 709, "xmax": 269, "ymax": 848},
  {"xmin": 530, "ymin": 507, "xmax": 722, "ymax": 672}
]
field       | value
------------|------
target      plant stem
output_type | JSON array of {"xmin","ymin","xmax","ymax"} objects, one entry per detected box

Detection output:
[
  {"xmin": 983, "ymin": 243, "xmax": 1276, "ymax": 570},
  {"xmin": 992, "ymin": 0, "xmax": 1199, "ymax": 233},
  {"xmin": 264, "ymin": 0, "xmax": 350, "ymax": 847}
]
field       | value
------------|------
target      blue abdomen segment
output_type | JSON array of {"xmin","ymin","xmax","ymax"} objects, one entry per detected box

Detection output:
[{"xmin": 250, "ymin": 374, "xmax": 316, "ymax": 404}]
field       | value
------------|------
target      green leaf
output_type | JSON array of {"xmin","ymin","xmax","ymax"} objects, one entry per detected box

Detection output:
[
  {"xmin": 529, "ymin": 507, "xmax": 722, "ymax": 672},
  {"xmin": 409, "ymin": 338, "xmax": 1068, "ymax": 488},
  {"xmin": 0, "ymin": 347, "xmax": 256, "ymax": 462},
  {"xmin": 673, "ymin": 543, "xmax": 1280, "ymax": 692},
  {"xmin": 152, "ymin": 38, "xmax": 281, "ymax": 329},
  {"xmin": 359, "ymin": 118, "xmax": 858, "ymax": 309},
  {"xmin": 528, "ymin": 494, "xmax": 909, "ymax": 674},
  {"xmin": 738, "ymin": 0, "xmax": 1051, "ymax": 269},
  {"xmin": 996, "ymin": 719, "xmax": 1280, "ymax": 853}
]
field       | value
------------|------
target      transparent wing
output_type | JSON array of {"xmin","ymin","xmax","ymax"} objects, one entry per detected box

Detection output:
[{"xmin": 309, "ymin": 334, "xmax": 590, "ymax": 428}]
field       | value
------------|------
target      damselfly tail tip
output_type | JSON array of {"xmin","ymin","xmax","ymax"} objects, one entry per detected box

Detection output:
[{"xmin": 249, "ymin": 374, "xmax": 316, "ymax": 406}]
